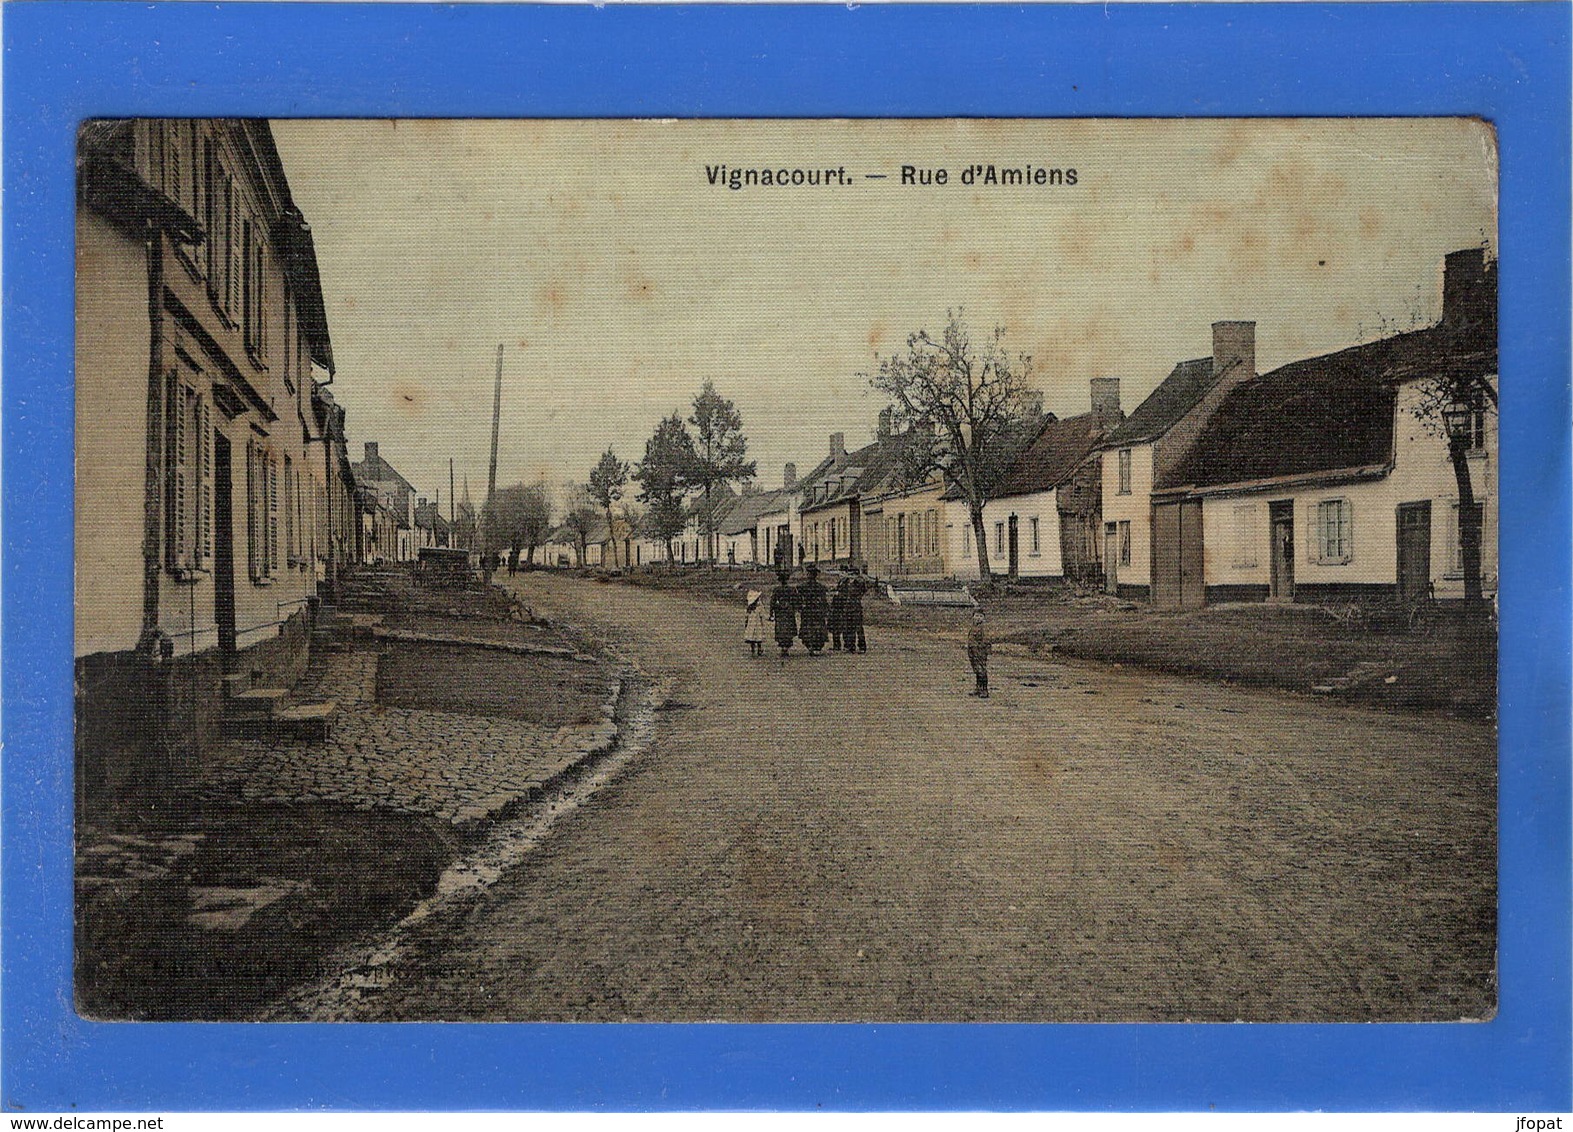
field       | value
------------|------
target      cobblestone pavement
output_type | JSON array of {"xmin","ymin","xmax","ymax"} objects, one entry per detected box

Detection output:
[
  {"xmin": 199, "ymin": 645, "xmax": 620, "ymax": 827},
  {"xmin": 336, "ymin": 572, "xmax": 1497, "ymax": 1023}
]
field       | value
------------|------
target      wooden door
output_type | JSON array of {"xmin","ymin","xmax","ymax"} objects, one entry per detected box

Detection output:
[
  {"xmin": 1396, "ymin": 501, "xmax": 1432, "ymax": 600},
  {"xmin": 1104, "ymin": 523, "xmax": 1119, "ymax": 594},
  {"xmin": 1008, "ymin": 514, "xmax": 1019, "ymax": 577},
  {"xmin": 1269, "ymin": 500, "xmax": 1295, "ymax": 601},
  {"xmin": 213, "ymin": 433, "xmax": 237, "ymax": 665},
  {"xmin": 1178, "ymin": 499, "xmax": 1205, "ymax": 609}
]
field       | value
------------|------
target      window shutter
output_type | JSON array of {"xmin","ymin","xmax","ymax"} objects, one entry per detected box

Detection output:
[
  {"xmin": 267, "ymin": 451, "xmax": 279, "ymax": 577},
  {"xmin": 166, "ymin": 374, "xmax": 191, "ymax": 573},
  {"xmin": 225, "ymin": 177, "xmax": 239, "ymax": 317},
  {"xmin": 246, "ymin": 442, "xmax": 259, "ymax": 581},
  {"xmin": 198, "ymin": 396, "xmax": 213, "ymax": 569}
]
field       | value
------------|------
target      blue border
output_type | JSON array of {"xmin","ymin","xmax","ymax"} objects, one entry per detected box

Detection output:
[{"xmin": 5, "ymin": 1, "xmax": 1569, "ymax": 1112}]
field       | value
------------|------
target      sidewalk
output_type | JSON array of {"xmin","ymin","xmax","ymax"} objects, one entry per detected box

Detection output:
[{"xmin": 75, "ymin": 572, "xmax": 624, "ymax": 1020}]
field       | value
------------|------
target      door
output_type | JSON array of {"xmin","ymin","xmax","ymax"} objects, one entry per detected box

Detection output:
[
  {"xmin": 896, "ymin": 514, "xmax": 906, "ymax": 569},
  {"xmin": 1008, "ymin": 514, "xmax": 1020, "ymax": 578},
  {"xmin": 1269, "ymin": 500, "xmax": 1295, "ymax": 601},
  {"xmin": 1396, "ymin": 501, "xmax": 1432, "ymax": 600},
  {"xmin": 1178, "ymin": 499, "xmax": 1204, "ymax": 609},
  {"xmin": 1104, "ymin": 522, "xmax": 1119, "ymax": 594},
  {"xmin": 212, "ymin": 433, "xmax": 237, "ymax": 666}
]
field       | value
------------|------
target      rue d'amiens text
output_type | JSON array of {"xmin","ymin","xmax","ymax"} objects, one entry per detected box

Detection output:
[{"xmin": 704, "ymin": 164, "xmax": 1078, "ymax": 191}]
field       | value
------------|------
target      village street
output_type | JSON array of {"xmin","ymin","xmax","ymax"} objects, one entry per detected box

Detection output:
[{"xmin": 335, "ymin": 572, "xmax": 1496, "ymax": 1023}]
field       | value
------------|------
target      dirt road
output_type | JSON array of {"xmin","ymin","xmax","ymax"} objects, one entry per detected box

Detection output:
[{"xmin": 344, "ymin": 572, "xmax": 1495, "ymax": 1022}]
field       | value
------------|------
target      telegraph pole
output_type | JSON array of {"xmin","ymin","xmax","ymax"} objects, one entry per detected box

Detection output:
[
  {"xmin": 484, "ymin": 344, "xmax": 503, "ymax": 581},
  {"xmin": 449, "ymin": 458, "xmax": 456, "ymax": 544}
]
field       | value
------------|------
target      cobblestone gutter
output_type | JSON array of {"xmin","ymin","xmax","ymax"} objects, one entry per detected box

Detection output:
[{"xmin": 75, "ymin": 588, "xmax": 641, "ymax": 1020}]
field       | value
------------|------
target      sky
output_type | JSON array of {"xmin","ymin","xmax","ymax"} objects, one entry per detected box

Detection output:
[{"xmin": 271, "ymin": 118, "xmax": 1497, "ymax": 508}]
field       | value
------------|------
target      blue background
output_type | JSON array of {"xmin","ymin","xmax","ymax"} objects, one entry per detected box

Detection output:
[{"xmin": 5, "ymin": 1, "xmax": 1569, "ymax": 1112}]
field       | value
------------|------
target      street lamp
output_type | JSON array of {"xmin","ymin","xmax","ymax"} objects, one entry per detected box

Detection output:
[{"xmin": 1442, "ymin": 403, "xmax": 1473, "ymax": 445}]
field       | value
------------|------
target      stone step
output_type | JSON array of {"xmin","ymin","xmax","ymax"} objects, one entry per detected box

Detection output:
[
  {"xmin": 227, "ymin": 687, "xmax": 289, "ymax": 717},
  {"xmin": 272, "ymin": 701, "xmax": 337, "ymax": 741}
]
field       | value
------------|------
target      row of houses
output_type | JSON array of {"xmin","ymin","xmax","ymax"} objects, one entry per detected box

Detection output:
[
  {"xmin": 74, "ymin": 118, "xmax": 465, "ymax": 802},
  {"xmin": 589, "ymin": 248, "xmax": 1496, "ymax": 612}
]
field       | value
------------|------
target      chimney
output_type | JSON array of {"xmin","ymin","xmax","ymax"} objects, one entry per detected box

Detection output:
[
  {"xmin": 1442, "ymin": 247, "xmax": 1494, "ymax": 337},
  {"xmin": 1212, "ymin": 321, "xmax": 1256, "ymax": 382},
  {"xmin": 1090, "ymin": 377, "xmax": 1121, "ymax": 418},
  {"xmin": 830, "ymin": 432, "xmax": 846, "ymax": 459},
  {"xmin": 783, "ymin": 462, "xmax": 797, "ymax": 490},
  {"xmin": 364, "ymin": 441, "xmax": 379, "ymax": 465}
]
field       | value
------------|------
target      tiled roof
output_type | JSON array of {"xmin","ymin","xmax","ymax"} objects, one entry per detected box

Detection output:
[
  {"xmin": 992, "ymin": 411, "xmax": 1112, "ymax": 499},
  {"xmin": 799, "ymin": 432, "xmax": 922, "ymax": 513},
  {"xmin": 1101, "ymin": 358, "xmax": 1216, "ymax": 448},
  {"xmin": 1158, "ymin": 324, "xmax": 1496, "ymax": 492}
]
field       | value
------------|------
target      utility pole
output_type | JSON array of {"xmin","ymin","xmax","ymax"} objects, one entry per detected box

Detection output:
[
  {"xmin": 449, "ymin": 458, "xmax": 456, "ymax": 547},
  {"xmin": 484, "ymin": 343, "xmax": 503, "ymax": 582}
]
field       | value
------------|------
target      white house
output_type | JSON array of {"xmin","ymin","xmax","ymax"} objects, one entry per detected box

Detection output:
[
  {"xmin": 1153, "ymin": 249, "xmax": 1497, "ymax": 607},
  {"xmin": 1095, "ymin": 322, "xmax": 1257, "ymax": 603}
]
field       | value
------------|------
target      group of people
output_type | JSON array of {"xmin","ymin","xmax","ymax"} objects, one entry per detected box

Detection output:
[{"xmin": 744, "ymin": 564, "xmax": 869, "ymax": 658}]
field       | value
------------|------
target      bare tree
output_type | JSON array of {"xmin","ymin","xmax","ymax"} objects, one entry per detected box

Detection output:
[
  {"xmin": 1411, "ymin": 250, "xmax": 1498, "ymax": 614},
  {"xmin": 866, "ymin": 310, "xmax": 1040, "ymax": 582},
  {"xmin": 560, "ymin": 482, "xmax": 601, "ymax": 567},
  {"xmin": 687, "ymin": 381, "xmax": 756, "ymax": 563},
  {"xmin": 588, "ymin": 449, "xmax": 630, "ymax": 569}
]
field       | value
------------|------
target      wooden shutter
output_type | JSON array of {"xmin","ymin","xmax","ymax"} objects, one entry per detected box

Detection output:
[
  {"xmin": 246, "ymin": 441, "xmax": 259, "ymax": 581},
  {"xmin": 165, "ymin": 373, "xmax": 191, "ymax": 573},
  {"xmin": 198, "ymin": 396, "xmax": 213, "ymax": 569},
  {"xmin": 267, "ymin": 451, "xmax": 279, "ymax": 578}
]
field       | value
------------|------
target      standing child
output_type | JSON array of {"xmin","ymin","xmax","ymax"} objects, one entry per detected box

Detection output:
[
  {"xmin": 743, "ymin": 590, "xmax": 768, "ymax": 657},
  {"xmin": 966, "ymin": 609, "xmax": 991, "ymax": 698}
]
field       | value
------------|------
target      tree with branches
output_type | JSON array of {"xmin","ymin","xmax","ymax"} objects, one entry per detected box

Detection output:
[
  {"xmin": 1410, "ymin": 247, "xmax": 1498, "ymax": 615},
  {"xmin": 866, "ymin": 310, "xmax": 1040, "ymax": 583},
  {"xmin": 588, "ymin": 449, "xmax": 631, "ymax": 569},
  {"xmin": 560, "ymin": 482, "xmax": 602, "ymax": 567},
  {"xmin": 687, "ymin": 380, "xmax": 756, "ymax": 563},
  {"xmin": 634, "ymin": 412, "xmax": 696, "ymax": 563},
  {"xmin": 487, "ymin": 481, "xmax": 552, "ymax": 571}
]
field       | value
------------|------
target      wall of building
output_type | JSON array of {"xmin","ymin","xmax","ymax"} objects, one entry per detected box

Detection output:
[
  {"xmin": 1199, "ymin": 379, "xmax": 1498, "ymax": 600},
  {"xmin": 1102, "ymin": 443, "xmax": 1155, "ymax": 590},
  {"xmin": 75, "ymin": 209, "xmax": 153, "ymax": 658},
  {"xmin": 865, "ymin": 485, "xmax": 950, "ymax": 579},
  {"xmin": 977, "ymin": 490, "xmax": 1065, "ymax": 578},
  {"xmin": 799, "ymin": 502, "xmax": 858, "ymax": 565}
]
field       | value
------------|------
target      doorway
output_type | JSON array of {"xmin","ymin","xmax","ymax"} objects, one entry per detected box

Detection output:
[
  {"xmin": 212, "ymin": 432, "xmax": 237, "ymax": 667},
  {"xmin": 1396, "ymin": 501, "xmax": 1432, "ymax": 600},
  {"xmin": 1007, "ymin": 514, "xmax": 1019, "ymax": 578},
  {"xmin": 1269, "ymin": 500, "xmax": 1295, "ymax": 601},
  {"xmin": 1104, "ymin": 522, "xmax": 1119, "ymax": 594}
]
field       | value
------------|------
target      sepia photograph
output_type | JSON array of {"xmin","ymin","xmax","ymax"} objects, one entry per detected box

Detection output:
[{"xmin": 74, "ymin": 117, "xmax": 1499, "ymax": 1025}]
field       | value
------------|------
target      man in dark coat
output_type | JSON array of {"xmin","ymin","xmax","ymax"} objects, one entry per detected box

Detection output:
[
  {"xmin": 769, "ymin": 570, "xmax": 798, "ymax": 657},
  {"xmin": 829, "ymin": 575, "xmax": 849, "ymax": 651},
  {"xmin": 797, "ymin": 564, "xmax": 830, "ymax": 655},
  {"xmin": 842, "ymin": 565, "xmax": 868, "ymax": 653}
]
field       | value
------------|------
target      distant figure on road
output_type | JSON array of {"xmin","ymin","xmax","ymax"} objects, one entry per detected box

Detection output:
[
  {"xmin": 798, "ymin": 564, "xmax": 830, "ymax": 655},
  {"xmin": 966, "ymin": 610, "xmax": 991, "ymax": 698},
  {"xmin": 743, "ymin": 590, "xmax": 768, "ymax": 657},
  {"xmin": 769, "ymin": 571, "xmax": 798, "ymax": 658},
  {"xmin": 841, "ymin": 566, "xmax": 868, "ymax": 654},
  {"xmin": 828, "ymin": 575, "xmax": 848, "ymax": 651}
]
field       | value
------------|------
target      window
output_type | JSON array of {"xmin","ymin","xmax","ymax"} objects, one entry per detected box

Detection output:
[
  {"xmin": 1447, "ymin": 500, "xmax": 1485, "ymax": 575},
  {"xmin": 1315, "ymin": 499, "xmax": 1353, "ymax": 564},
  {"xmin": 1118, "ymin": 520, "xmax": 1132, "ymax": 567},
  {"xmin": 928, "ymin": 509, "xmax": 939, "ymax": 555},
  {"xmin": 1030, "ymin": 515, "xmax": 1041, "ymax": 554},
  {"xmin": 1232, "ymin": 503, "xmax": 1261, "ymax": 568},
  {"xmin": 247, "ymin": 440, "xmax": 280, "ymax": 582},
  {"xmin": 995, "ymin": 522, "xmax": 1005, "ymax": 556},
  {"xmin": 1117, "ymin": 448, "xmax": 1133, "ymax": 495},
  {"xmin": 164, "ymin": 370, "xmax": 212, "ymax": 576},
  {"xmin": 829, "ymin": 517, "xmax": 838, "ymax": 559}
]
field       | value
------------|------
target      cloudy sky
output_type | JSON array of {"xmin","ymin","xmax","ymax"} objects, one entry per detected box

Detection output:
[{"xmin": 271, "ymin": 118, "xmax": 1496, "ymax": 506}]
